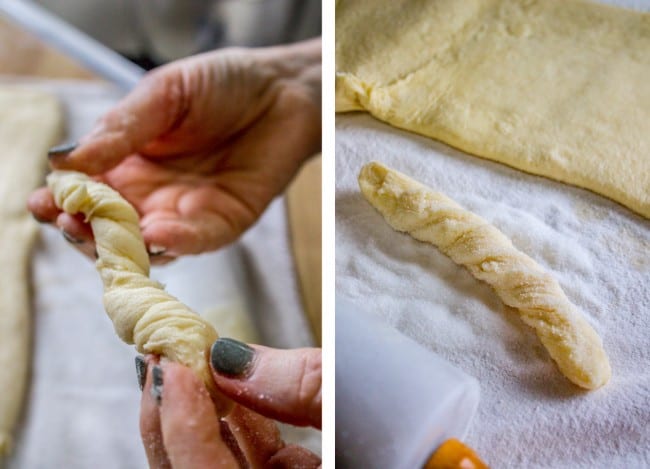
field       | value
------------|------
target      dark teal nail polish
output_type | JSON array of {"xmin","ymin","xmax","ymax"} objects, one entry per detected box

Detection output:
[
  {"xmin": 61, "ymin": 230, "xmax": 83, "ymax": 244},
  {"xmin": 211, "ymin": 338, "xmax": 255, "ymax": 377},
  {"xmin": 150, "ymin": 365, "xmax": 163, "ymax": 405},
  {"xmin": 135, "ymin": 356, "xmax": 146, "ymax": 391},
  {"xmin": 48, "ymin": 142, "xmax": 77, "ymax": 159}
]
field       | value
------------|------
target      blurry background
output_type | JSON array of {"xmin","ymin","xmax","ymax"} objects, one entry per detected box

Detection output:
[{"xmin": 35, "ymin": 0, "xmax": 321, "ymax": 67}]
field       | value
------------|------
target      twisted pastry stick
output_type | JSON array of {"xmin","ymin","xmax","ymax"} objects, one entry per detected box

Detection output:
[
  {"xmin": 47, "ymin": 171, "xmax": 230, "ymax": 412},
  {"xmin": 359, "ymin": 162, "xmax": 611, "ymax": 389}
]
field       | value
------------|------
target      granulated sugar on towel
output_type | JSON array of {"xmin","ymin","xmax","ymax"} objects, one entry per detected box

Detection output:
[{"xmin": 336, "ymin": 114, "xmax": 650, "ymax": 468}]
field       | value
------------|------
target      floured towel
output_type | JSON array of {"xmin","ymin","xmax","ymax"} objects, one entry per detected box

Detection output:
[{"xmin": 336, "ymin": 113, "xmax": 649, "ymax": 468}]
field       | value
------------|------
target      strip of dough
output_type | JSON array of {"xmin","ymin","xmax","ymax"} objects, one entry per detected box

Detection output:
[
  {"xmin": 358, "ymin": 161, "xmax": 610, "ymax": 390},
  {"xmin": 47, "ymin": 171, "xmax": 230, "ymax": 413},
  {"xmin": 0, "ymin": 89, "xmax": 62, "ymax": 456},
  {"xmin": 337, "ymin": 0, "xmax": 650, "ymax": 218}
]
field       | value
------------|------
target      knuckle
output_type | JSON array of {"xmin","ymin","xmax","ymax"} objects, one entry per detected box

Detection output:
[{"xmin": 297, "ymin": 352, "xmax": 322, "ymax": 425}]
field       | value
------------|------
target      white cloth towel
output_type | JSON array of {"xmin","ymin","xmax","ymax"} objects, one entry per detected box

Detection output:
[{"xmin": 336, "ymin": 113, "xmax": 649, "ymax": 468}]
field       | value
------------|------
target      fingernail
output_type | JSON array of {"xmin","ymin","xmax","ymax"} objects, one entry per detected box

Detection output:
[
  {"xmin": 61, "ymin": 230, "xmax": 84, "ymax": 244},
  {"xmin": 148, "ymin": 244, "xmax": 166, "ymax": 256},
  {"xmin": 210, "ymin": 338, "xmax": 255, "ymax": 377},
  {"xmin": 135, "ymin": 355, "xmax": 146, "ymax": 391},
  {"xmin": 150, "ymin": 365, "xmax": 163, "ymax": 405},
  {"xmin": 48, "ymin": 142, "xmax": 78, "ymax": 159}
]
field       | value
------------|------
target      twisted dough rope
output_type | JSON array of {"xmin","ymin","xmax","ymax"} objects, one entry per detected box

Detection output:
[
  {"xmin": 47, "ymin": 170, "xmax": 231, "ymax": 413},
  {"xmin": 359, "ymin": 162, "xmax": 611, "ymax": 389}
]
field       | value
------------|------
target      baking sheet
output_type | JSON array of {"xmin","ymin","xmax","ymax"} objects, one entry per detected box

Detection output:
[
  {"xmin": 336, "ymin": 112, "xmax": 649, "ymax": 468},
  {"xmin": 4, "ymin": 79, "xmax": 318, "ymax": 467}
]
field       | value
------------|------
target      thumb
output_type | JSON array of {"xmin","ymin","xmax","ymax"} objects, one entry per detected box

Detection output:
[
  {"xmin": 50, "ymin": 69, "xmax": 186, "ymax": 175},
  {"xmin": 210, "ymin": 339, "xmax": 322, "ymax": 429}
]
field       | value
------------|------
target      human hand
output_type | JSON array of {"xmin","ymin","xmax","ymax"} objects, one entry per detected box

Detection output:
[
  {"xmin": 137, "ymin": 339, "xmax": 321, "ymax": 468},
  {"xmin": 28, "ymin": 39, "xmax": 321, "ymax": 263}
]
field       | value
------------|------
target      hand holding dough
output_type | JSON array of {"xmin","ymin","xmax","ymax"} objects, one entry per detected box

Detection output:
[
  {"xmin": 47, "ymin": 171, "xmax": 229, "ymax": 412},
  {"xmin": 359, "ymin": 161, "xmax": 611, "ymax": 390}
]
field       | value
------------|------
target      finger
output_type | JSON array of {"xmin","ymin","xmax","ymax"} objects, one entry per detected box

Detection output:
[
  {"xmin": 27, "ymin": 187, "xmax": 60, "ymax": 223},
  {"xmin": 140, "ymin": 213, "xmax": 236, "ymax": 258},
  {"xmin": 54, "ymin": 213, "xmax": 98, "ymax": 260},
  {"xmin": 149, "ymin": 254, "xmax": 177, "ymax": 266},
  {"xmin": 211, "ymin": 340, "xmax": 322, "ymax": 429},
  {"xmin": 49, "ymin": 209, "xmax": 175, "ymax": 265},
  {"xmin": 50, "ymin": 69, "xmax": 187, "ymax": 175},
  {"xmin": 139, "ymin": 356, "xmax": 171, "ymax": 469},
  {"xmin": 55, "ymin": 212, "xmax": 94, "ymax": 243},
  {"xmin": 29, "ymin": 189, "xmax": 97, "ymax": 261},
  {"xmin": 225, "ymin": 408, "xmax": 321, "ymax": 469},
  {"xmin": 51, "ymin": 210, "xmax": 176, "ymax": 265},
  {"xmin": 158, "ymin": 361, "xmax": 241, "ymax": 469},
  {"xmin": 225, "ymin": 404, "xmax": 285, "ymax": 468},
  {"xmin": 266, "ymin": 445, "xmax": 321, "ymax": 469}
]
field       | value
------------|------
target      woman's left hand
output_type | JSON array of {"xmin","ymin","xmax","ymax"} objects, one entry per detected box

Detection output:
[{"xmin": 138, "ymin": 341, "xmax": 321, "ymax": 468}]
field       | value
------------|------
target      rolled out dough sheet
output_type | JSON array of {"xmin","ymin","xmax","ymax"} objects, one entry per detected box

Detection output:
[
  {"xmin": 336, "ymin": 0, "xmax": 650, "ymax": 218},
  {"xmin": 0, "ymin": 87, "xmax": 62, "ymax": 455}
]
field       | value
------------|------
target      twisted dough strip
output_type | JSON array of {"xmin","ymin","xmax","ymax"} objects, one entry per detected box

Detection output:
[
  {"xmin": 359, "ymin": 162, "xmax": 611, "ymax": 389},
  {"xmin": 47, "ymin": 170, "xmax": 230, "ymax": 412}
]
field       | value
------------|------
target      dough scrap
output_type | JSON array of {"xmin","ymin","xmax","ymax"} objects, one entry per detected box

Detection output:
[
  {"xmin": 47, "ymin": 171, "xmax": 230, "ymax": 413},
  {"xmin": 337, "ymin": 0, "xmax": 650, "ymax": 218},
  {"xmin": 0, "ymin": 88, "xmax": 62, "ymax": 455},
  {"xmin": 358, "ymin": 161, "xmax": 611, "ymax": 389}
]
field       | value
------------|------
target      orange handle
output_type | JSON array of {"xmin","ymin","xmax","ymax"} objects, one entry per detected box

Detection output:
[{"xmin": 424, "ymin": 438, "xmax": 489, "ymax": 469}]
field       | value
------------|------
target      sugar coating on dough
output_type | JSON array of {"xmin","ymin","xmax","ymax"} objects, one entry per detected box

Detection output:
[
  {"xmin": 359, "ymin": 161, "xmax": 611, "ymax": 390},
  {"xmin": 47, "ymin": 171, "xmax": 230, "ymax": 412},
  {"xmin": 337, "ymin": 0, "xmax": 650, "ymax": 218}
]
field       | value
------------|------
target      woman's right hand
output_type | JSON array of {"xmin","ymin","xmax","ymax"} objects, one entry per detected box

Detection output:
[{"xmin": 28, "ymin": 39, "xmax": 321, "ymax": 264}]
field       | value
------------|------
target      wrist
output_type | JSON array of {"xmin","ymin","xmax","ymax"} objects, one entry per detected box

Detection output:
[{"xmin": 249, "ymin": 38, "xmax": 322, "ymax": 160}]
